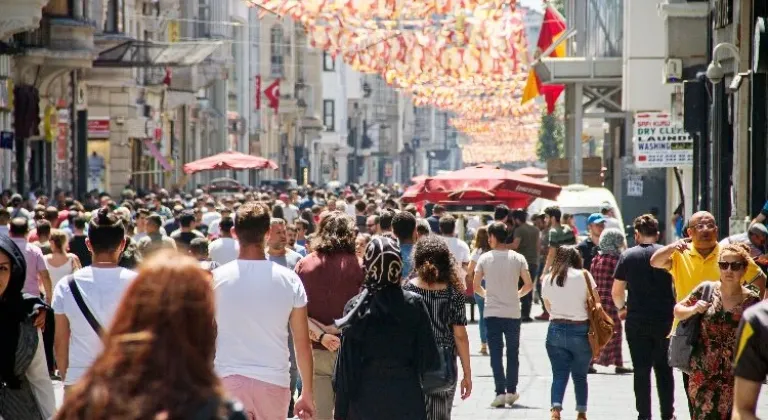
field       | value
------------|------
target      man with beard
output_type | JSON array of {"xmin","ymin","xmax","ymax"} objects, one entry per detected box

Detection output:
[{"xmin": 651, "ymin": 211, "xmax": 766, "ymax": 416}]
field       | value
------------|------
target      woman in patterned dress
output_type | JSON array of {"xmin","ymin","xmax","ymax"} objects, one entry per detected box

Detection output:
[
  {"xmin": 674, "ymin": 243, "xmax": 762, "ymax": 420},
  {"xmin": 588, "ymin": 228, "xmax": 633, "ymax": 374}
]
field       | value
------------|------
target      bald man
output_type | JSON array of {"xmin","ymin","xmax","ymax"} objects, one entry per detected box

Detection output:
[{"xmin": 651, "ymin": 211, "xmax": 765, "ymax": 416}]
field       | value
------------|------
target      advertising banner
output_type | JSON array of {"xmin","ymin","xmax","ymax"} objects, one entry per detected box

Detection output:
[{"xmin": 633, "ymin": 112, "xmax": 693, "ymax": 168}]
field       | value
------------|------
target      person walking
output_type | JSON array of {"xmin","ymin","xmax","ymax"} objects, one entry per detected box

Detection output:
[
  {"xmin": 404, "ymin": 235, "xmax": 472, "ymax": 419},
  {"xmin": 467, "ymin": 226, "xmax": 491, "ymax": 355},
  {"xmin": 541, "ymin": 246, "xmax": 595, "ymax": 420},
  {"xmin": 473, "ymin": 222, "xmax": 533, "ymax": 408},
  {"xmin": 208, "ymin": 217, "xmax": 238, "ymax": 265},
  {"xmin": 392, "ymin": 211, "xmax": 417, "ymax": 280},
  {"xmin": 333, "ymin": 236, "xmax": 439, "ymax": 420},
  {"xmin": 588, "ymin": 228, "xmax": 632, "ymax": 374},
  {"xmin": 212, "ymin": 202, "xmax": 315, "ymax": 419},
  {"xmin": 674, "ymin": 243, "xmax": 762, "ymax": 420},
  {"xmin": 576, "ymin": 214, "xmax": 606, "ymax": 272},
  {"xmin": 732, "ymin": 299, "xmax": 768, "ymax": 420},
  {"xmin": 612, "ymin": 215, "xmax": 676, "ymax": 420},
  {"xmin": 52, "ymin": 208, "xmax": 138, "ymax": 401},
  {"xmin": 55, "ymin": 252, "xmax": 246, "ymax": 420},
  {"xmin": 0, "ymin": 235, "xmax": 49, "ymax": 420},
  {"xmin": 508, "ymin": 209, "xmax": 540, "ymax": 322},
  {"xmin": 295, "ymin": 211, "xmax": 364, "ymax": 420}
]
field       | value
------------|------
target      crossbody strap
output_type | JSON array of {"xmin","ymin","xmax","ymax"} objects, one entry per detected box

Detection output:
[{"xmin": 68, "ymin": 276, "xmax": 103, "ymax": 336}]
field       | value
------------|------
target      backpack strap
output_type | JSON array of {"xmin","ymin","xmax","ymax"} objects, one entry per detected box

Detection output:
[{"xmin": 68, "ymin": 276, "xmax": 103, "ymax": 336}]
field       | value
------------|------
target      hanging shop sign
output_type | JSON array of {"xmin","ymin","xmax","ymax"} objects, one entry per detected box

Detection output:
[
  {"xmin": 88, "ymin": 118, "xmax": 111, "ymax": 139},
  {"xmin": 633, "ymin": 112, "xmax": 693, "ymax": 168}
]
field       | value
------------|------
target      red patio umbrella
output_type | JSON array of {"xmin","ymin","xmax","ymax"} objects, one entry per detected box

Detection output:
[
  {"xmin": 183, "ymin": 151, "xmax": 278, "ymax": 174},
  {"xmin": 410, "ymin": 165, "xmax": 561, "ymax": 206}
]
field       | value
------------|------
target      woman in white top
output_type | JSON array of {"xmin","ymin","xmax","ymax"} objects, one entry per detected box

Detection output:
[
  {"xmin": 44, "ymin": 229, "xmax": 81, "ymax": 286},
  {"xmin": 541, "ymin": 246, "xmax": 596, "ymax": 420}
]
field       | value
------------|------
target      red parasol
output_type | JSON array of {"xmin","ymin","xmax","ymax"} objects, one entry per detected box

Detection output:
[
  {"xmin": 421, "ymin": 165, "xmax": 561, "ymax": 203},
  {"xmin": 183, "ymin": 151, "xmax": 278, "ymax": 174}
]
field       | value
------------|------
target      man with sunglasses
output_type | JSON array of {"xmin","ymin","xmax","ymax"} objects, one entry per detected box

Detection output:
[{"xmin": 651, "ymin": 211, "xmax": 766, "ymax": 416}]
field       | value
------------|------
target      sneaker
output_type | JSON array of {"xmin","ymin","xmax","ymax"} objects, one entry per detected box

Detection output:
[
  {"xmin": 490, "ymin": 394, "xmax": 506, "ymax": 408},
  {"xmin": 479, "ymin": 343, "xmax": 488, "ymax": 355},
  {"xmin": 615, "ymin": 366, "xmax": 634, "ymax": 374},
  {"xmin": 535, "ymin": 312, "xmax": 550, "ymax": 321},
  {"xmin": 505, "ymin": 393, "xmax": 520, "ymax": 406}
]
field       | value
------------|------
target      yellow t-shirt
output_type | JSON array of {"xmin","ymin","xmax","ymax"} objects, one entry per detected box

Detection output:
[{"xmin": 668, "ymin": 244, "xmax": 761, "ymax": 302}]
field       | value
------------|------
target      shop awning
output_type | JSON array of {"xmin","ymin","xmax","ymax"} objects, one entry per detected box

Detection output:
[{"xmin": 93, "ymin": 40, "xmax": 222, "ymax": 68}]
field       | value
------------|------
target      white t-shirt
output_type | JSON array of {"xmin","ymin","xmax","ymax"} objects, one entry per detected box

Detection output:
[
  {"xmin": 51, "ymin": 266, "xmax": 138, "ymax": 385},
  {"xmin": 202, "ymin": 211, "xmax": 222, "ymax": 227},
  {"xmin": 442, "ymin": 236, "xmax": 471, "ymax": 280},
  {"xmin": 213, "ymin": 260, "xmax": 307, "ymax": 387},
  {"xmin": 282, "ymin": 203, "xmax": 299, "ymax": 225},
  {"xmin": 209, "ymin": 237, "xmax": 240, "ymax": 265},
  {"xmin": 476, "ymin": 250, "xmax": 528, "ymax": 319},
  {"xmin": 541, "ymin": 267, "xmax": 595, "ymax": 321}
]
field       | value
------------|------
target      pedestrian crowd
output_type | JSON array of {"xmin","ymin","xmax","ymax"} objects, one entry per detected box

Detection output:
[{"xmin": 0, "ymin": 185, "xmax": 767, "ymax": 420}]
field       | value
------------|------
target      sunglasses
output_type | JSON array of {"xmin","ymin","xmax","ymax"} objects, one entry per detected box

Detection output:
[{"xmin": 718, "ymin": 261, "xmax": 746, "ymax": 271}]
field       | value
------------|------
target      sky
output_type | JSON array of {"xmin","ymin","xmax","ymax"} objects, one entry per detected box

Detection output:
[{"xmin": 519, "ymin": 0, "xmax": 544, "ymax": 12}]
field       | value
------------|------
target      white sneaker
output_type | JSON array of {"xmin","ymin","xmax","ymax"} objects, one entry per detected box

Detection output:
[
  {"xmin": 491, "ymin": 394, "xmax": 506, "ymax": 408},
  {"xmin": 505, "ymin": 393, "xmax": 520, "ymax": 406}
]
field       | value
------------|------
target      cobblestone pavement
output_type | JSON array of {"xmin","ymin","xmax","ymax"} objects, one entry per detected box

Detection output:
[{"xmin": 54, "ymin": 305, "xmax": 768, "ymax": 419}]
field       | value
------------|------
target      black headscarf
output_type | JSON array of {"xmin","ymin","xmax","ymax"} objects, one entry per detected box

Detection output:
[{"xmin": 0, "ymin": 235, "xmax": 46, "ymax": 389}]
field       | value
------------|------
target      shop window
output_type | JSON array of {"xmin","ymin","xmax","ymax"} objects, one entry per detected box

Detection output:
[
  {"xmin": 270, "ymin": 25, "xmax": 285, "ymax": 77},
  {"xmin": 323, "ymin": 100, "xmax": 335, "ymax": 131}
]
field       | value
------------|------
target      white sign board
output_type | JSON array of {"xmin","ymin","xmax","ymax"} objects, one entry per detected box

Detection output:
[
  {"xmin": 627, "ymin": 176, "xmax": 643, "ymax": 197},
  {"xmin": 633, "ymin": 112, "xmax": 693, "ymax": 168}
]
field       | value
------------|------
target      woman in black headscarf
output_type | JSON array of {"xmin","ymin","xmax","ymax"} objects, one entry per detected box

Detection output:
[
  {"xmin": 0, "ymin": 235, "xmax": 48, "ymax": 420},
  {"xmin": 333, "ymin": 236, "xmax": 440, "ymax": 420}
]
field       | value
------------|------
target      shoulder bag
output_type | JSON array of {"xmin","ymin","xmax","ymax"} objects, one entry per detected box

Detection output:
[
  {"xmin": 68, "ymin": 276, "xmax": 103, "ymax": 336},
  {"xmin": 668, "ymin": 281, "xmax": 715, "ymax": 373},
  {"xmin": 582, "ymin": 270, "xmax": 615, "ymax": 357}
]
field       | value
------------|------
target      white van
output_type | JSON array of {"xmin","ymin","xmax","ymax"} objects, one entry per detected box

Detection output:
[{"xmin": 528, "ymin": 184, "xmax": 625, "ymax": 241}]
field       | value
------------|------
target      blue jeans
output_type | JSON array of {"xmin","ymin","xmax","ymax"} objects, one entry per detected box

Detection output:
[
  {"xmin": 475, "ymin": 293, "xmax": 487, "ymax": 344},
  {"xmin": 545, "ymin": 322, "xmax": 592, "ymax": 413},
  {"xmin": 485, "ymin": 317, "xmax": 521, "ymax": 395}
]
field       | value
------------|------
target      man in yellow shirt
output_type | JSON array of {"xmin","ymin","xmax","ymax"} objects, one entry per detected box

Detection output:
[{"xmin": 650, "ymin": 211, "xmax": 766, "ymax": 418}]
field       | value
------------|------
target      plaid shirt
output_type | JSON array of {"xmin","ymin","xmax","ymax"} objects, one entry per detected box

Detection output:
[{"xmin": 590, "ymin": 253, "xmax": 624, "ymax": 367}]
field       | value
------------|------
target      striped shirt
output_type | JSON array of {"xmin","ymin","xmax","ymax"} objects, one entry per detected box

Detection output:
[{"xmin": 403, "ymin": 282, "xmax": 467, "ymax": 347}]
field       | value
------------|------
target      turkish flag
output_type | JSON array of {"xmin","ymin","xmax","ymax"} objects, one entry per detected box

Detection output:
[{"xmin": 264, "ymin": 79, "xmax": 280, "ymax": 112}]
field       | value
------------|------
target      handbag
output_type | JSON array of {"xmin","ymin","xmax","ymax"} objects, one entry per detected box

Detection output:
[
  {"xmin": 668, "ymin": 281, "xmax": 715, "ymax": 373},
  {"xmin": 68, "ymin": 276, "xmax": 103, "ymax": 336},
  {"xmin": 582, "ymin": 270, "xmax": 615, "ymax": 358},
  {"xmin": 421, "ymin": 344, "xmax": 457, "ymax": 394}
]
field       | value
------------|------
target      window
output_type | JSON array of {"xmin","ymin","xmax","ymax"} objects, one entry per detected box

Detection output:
[
  {"xmin": 323, "ymin": 51, "xmax": 335, "ymax": 71},
  {"xmin": 323, "ymin": 100, "xmax": 335, "ymax": 131},
  {"xmin": 270, "ymin": 25, "xmax": 285, "ymax": 77},
  {"xmin": 197, "ymin": 0, "xmax": 210, "ymax": 37},
  {"xmin": 104, "ymin": 0, "xmax": 125, "ymax": 33}
]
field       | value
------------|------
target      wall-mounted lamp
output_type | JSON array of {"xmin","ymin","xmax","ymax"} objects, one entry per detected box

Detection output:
[{"xmin": 706, "ymin": 42, "xmax": 740, "ymax": 84}]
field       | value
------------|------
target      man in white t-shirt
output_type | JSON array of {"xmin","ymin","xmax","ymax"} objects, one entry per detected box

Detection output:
[
  {"xmin": 438, "ymin": 215, "xmax": 471, "ymax": 280},
  {"xmin": 213, "ymin": 202, "xmax": 315, "ymax": 419},
  {"xmin": 52, "ymin": 261, "xmax": 137, "ymax": 396},
  {"xmin": 278, "ymin": 193, "xmax": 299, "ymax": 224},
  {"xmin": 473, "ymin": 222, "xmax": 533, "ymax": 409},
  {"xmin": 208, "ymin": 216, "xmax": 239, "ymax": 265}
]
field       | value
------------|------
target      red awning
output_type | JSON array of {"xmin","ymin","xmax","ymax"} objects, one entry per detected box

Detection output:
[{"xmin": 183, "ymin": 151, "xmax": 278, "ymax": 174}]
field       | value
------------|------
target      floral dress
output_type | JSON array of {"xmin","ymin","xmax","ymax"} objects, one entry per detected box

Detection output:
[
  {"xmin": 679, "ymin": 283, "xmax": 761, "ymax": 420},
  {"xmin": 589, "ymin": 253, "xmax": 623, "ymax": 367}
]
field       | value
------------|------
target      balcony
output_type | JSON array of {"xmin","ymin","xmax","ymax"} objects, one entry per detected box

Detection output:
[
  {"xmin": 0, "ymin": 0, "xmax": 50, "ymax": 40},
  {"xmin": 12, "ymin": 15, "xmax": 95, "ymax": 69}
]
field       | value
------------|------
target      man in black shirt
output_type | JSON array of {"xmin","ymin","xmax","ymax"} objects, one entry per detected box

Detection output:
[
  {"xmin": 68, "ymin": 215, "xmax": 91, "ymax": 267},
  {"xmin": 576, "ymin": 213, "xmax": 605, "ymax": 271},
  {"xmin": 612, "ymin": 214, "xmax": 676, "ymax": 420},
  {"xmin": 170, "ymin": 211, "xmax": 204, "ymax": 251},
  {"xmin": 732, "ymin": 300, "xmax": 768, "ymax": 420}
]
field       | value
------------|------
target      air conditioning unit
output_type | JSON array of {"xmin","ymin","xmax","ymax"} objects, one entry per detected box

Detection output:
[{"xmin": 664, "ymin": 58, "xmax": 683, "ymax": 84}]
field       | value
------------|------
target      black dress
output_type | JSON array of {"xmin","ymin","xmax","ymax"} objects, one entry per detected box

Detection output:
[{"xmin": 334, "ymin": 286, "xmax": 440, "ymax": 420}]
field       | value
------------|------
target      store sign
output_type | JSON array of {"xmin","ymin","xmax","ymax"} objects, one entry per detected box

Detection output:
[
  {"xmin": 88, "ymin": 118, "xmax": 110, "ymax": 139},
  {"xmin": 633, "ymin": 112, "xmax": 693, "ymax": 168}
]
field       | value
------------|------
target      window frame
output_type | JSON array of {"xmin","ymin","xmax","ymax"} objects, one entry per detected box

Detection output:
[
  {"xmin": 322, "ymin": 51, "xmax": 335, "ymax": 72},
  {"xmin": 270, "ymin": 25, "xmax": 285, "ymax": 77},
  {"xmin": 104, "ymin": 0, "xmax": 125, "ymax": 33},
  {"xmin": 323, "ymin": 99, "xmax": 335, "ymax": 132}
]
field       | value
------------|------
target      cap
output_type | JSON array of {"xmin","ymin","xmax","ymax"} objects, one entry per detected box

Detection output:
[
  {"xmin": 10, "ymin": 193, "xmax": 22, "ymax": 202},
  {"xmin": 587, "ymin": 213, "xmax": 606, "ymax": 225},
  {"xmin": 600, "ymin": 203, "xmax": 613, "ymax": 212}
]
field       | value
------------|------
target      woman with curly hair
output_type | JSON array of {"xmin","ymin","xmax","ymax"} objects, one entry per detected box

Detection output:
[
  {"xmin": 674, "ymin": 242, "xmax": 762, "ymax": 420},
  {"xmin": 55, "ymin": 251, "xmax": 245, "ymax": 420},
  {"xmin": 295, "ymin": 211, "xmax": 364, "ymax": 420},
  {"xmin": 403, "ymin": 235, "xmax": 472, "ymax": 419}
]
